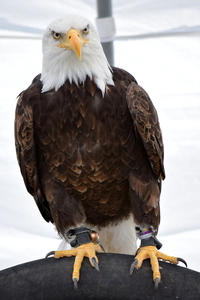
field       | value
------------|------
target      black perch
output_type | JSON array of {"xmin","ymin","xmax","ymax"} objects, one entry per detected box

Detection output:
[{"xmin": 0, "ymin": 253, "xmax": 199, "ymax": 300}]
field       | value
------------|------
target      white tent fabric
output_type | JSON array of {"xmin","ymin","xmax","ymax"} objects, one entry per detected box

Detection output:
[{"xmin": 0, "ymin": 0, "xmax": 200, "ymax": 272}]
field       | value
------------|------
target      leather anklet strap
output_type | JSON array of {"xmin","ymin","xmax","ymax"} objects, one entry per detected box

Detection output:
[
  {"xmin": 67, "ymin": 227, "xmax": 92, "ymax": 248},
  {"xmin": 137, "ymin": 228, "xmax": 163, "ymax": 250}
]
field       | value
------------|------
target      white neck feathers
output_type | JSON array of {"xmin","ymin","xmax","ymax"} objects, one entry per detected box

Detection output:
[{"xmin": 41, "ymin": 20, "xmax": 114, "ymax": 95}]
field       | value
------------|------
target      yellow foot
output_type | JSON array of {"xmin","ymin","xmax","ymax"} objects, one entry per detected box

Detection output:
[
  {"xmin": 130, "ymin": 246, "xmax": 187, "ymax": 290},
  {"xmin": 46, "ymin": 242, "xmax": 102, "ymax": 289}
]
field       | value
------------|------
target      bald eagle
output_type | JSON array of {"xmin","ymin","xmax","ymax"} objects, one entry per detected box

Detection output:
[{"xmin": 15, "ymin": 15, "xmax": 186, "ymax": 289}]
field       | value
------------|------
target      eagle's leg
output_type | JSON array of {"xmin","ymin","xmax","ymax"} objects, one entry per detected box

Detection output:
[
  {"xmin": 130, "ymin": 228, "xmax": 187, "ymax": 290},
  {"xmin": 46, "ymin": 227, "xmax": 103, "ymax": 289}
]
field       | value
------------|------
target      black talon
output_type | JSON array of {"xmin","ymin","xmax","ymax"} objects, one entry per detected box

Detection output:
[
  {"xmin": 130, "ymin": 259, "xmax": 138, "ymax": 276},
  {"xmin": 45, "ymin": 251, "xmax": 55, "ymax": 259},
  {"xmin": 73, "ymin": 278, "xmax": 78, "ymax": 290},
  {"xmin": 154, "ymin": 278, "xmax": 160, "ymax": 291},
  {"xmin": 91, "ymin": 257, "xmax": 100, "ymax": 272},
  {"xmin": 98, "ymin": 241, "xmax": 106, "ymax": 253},
  {"xmin": 177, "ymin": 257, "xmax": 187, "ymax": 268}
]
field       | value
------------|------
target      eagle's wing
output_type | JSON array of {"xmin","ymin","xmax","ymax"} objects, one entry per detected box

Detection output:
[
  {"xmin": 126, "ymin": 81, "xmax": 165, "ymax": 230},
  {"xmin": 126, "ymin": 81, "xmax": 165, "ymax": 181},
  {"xmin": 14, "ymin": 75, "xmax": 53, "ymax": 223}
]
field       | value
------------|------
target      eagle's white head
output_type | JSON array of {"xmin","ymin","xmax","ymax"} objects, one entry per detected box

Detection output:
[{"xmin": 41, "ymin": 15, "xmax": 114, "ymax": 94}]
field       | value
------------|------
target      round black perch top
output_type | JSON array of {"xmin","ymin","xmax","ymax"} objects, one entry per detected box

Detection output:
[{"xmin": 0, "ymin": 253, "xmax": 200, "ymax": 300}]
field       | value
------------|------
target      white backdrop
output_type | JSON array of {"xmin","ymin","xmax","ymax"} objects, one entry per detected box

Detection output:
[{"xmin": 0, "ymin": 0, "xmax": 200, "ymax": 272}]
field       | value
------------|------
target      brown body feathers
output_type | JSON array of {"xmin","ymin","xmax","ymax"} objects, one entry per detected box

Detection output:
[{"xmin": 15, "ymin": 67, "xmax": 165, "ymax": 235}]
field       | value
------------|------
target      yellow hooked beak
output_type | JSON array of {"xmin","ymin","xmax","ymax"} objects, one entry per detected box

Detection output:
[{"xmin": 57, "ymin": 28, "xmax": 89, "ymax": 60}]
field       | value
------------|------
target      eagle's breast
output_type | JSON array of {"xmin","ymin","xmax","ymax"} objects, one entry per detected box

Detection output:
[{"xmin": 32, "ymin": 77, "xmax": 134, "ymax": 223}]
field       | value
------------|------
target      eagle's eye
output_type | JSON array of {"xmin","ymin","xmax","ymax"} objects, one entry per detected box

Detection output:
[
  {"xmin": 82, "ymin": 25, "xmax": 89, "ymax": 34},
  {"xmin": 52, "ymin": 31, "xmax": 61, "ymax": 40}
]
